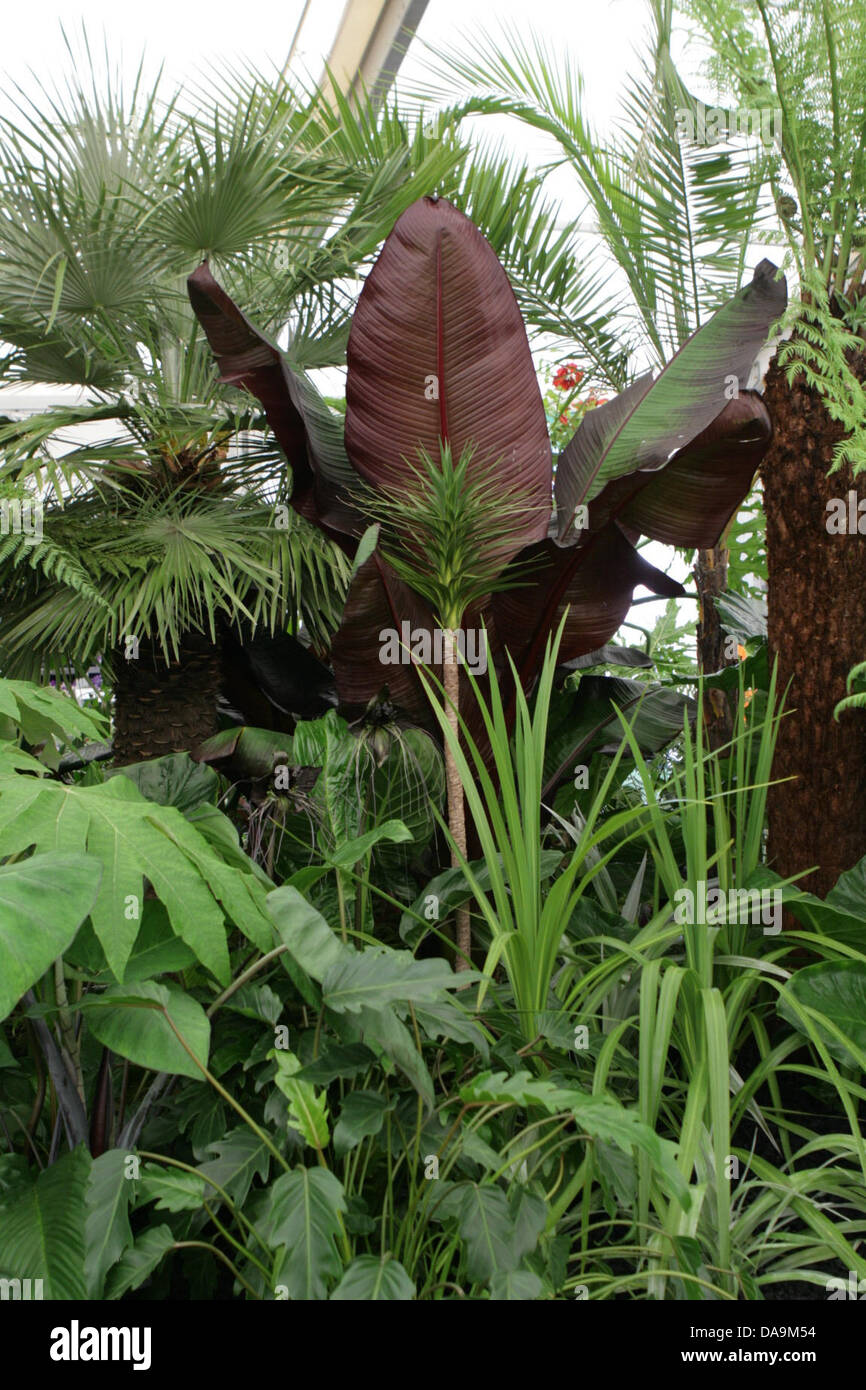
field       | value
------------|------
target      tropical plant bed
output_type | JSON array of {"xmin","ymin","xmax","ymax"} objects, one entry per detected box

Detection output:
[{"xmin": 2, "ymin": 6, "xmax": 866, "ymax": 1311}]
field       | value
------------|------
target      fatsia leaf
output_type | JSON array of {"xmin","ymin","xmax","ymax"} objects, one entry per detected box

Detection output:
[
  {"xmin": 330, "ymin": 1254, "xmax": 415, "ymax": 1301},
  {"xmin": 83, "ymin": 981, "xmax": 211, "ymax": 1080},
  {"xmin": 0, "ymin": 851, "xmax": 102, "ymax": 1022},
  {"xmin": 345, "ymin": 195, "xmax": 552, "ymax": 568},
  {"xmin": 267, "ymin": 1167, "xmax": 346, "ymax": 1301},
  {"xmin": 85, "ymin": 1149, "xmax": 136, "ymax": 1299},
  {"xmin": 0, "ymin": 772, "xmax": 272, "ymax": 982},
  {"xmin": 0, "ymin": 1146, "xmax": 90, "ymax": 1299},
  {"xmin": 554, "ymin": 258, "xmax": 785, "ymax": 528},
  {"xmin": 0, "ymin": 676, "xmax": 106, "ymax": 747}
]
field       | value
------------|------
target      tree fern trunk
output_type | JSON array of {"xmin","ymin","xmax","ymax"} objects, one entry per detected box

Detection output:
[
  {"xmin": 112, "ymin": 630, "xmax": 222, "ymax": 765},
  {"xmin": 761, "ymin": 352, "xmax": 866, "ymax": 897}
]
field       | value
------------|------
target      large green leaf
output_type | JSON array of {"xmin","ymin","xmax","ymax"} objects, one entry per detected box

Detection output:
[
  {"xmin": 488, "ymin": 1269, "xmax": 544, "ymax": 1301},
  {"xmin": 105, "ymin": 1225, "xmax": 175, "ymax": 1300},
  {"xmin": 747, "ymin": 858, "xmax": 866, "ymax": 949},
  {"xmin": 85, "ymin": 1149, "xmax": 136, "ymax": 1299},
  {"xmin": 267, "ymin": 885, "xmax": 346, "ymax": 980},
  {"xmin": 109, "ymin": 752, "xmax": 219, "ymax": 812},
  {"xmin": 267, "ymin": 1167, "xmax": 346, "ymax": 1301},
  {"xmin": 0, "ymin": 1146, "xmax": 90, "ymax": 1299},
  {"xmin": 83, "ymin": 981, "xmax": 211, "ymax": 1080},
  {"xmin": 0, "ymin": 852, "xmax": 102, "ymax": 1021},
  {"xmin": 322, "ymin": 949, "xmax": 466, "ymax": 1015},
  {"xmin": 197, "ymin": 1128, "xmax": 270, "ymax": 1207},
  {"xmin": 779, "ymin": 961, "xmax": 866, "ymax": 1066},
  {"xmin": 333, "ymin": 1090, "xmax": 394, "ymax": 1156},
  {"xmin": 437, "ymin": 1184, "xmax": 546, "ymax": 1284},
  {"xmin": 0, "ymin": 772, "xmax": 273, "ymax": 981},
  {"xmin": 345, "ymin": 1004, "xmax": 435, "ymax": 1110},
  {"xmin": 0, "ymin": 677, "xmax": 106, "ymax": 750},
  {"xmin": 331, "ymin": 1254, "xmax": 414, "ymax": 1301},
  {"xmin": 139, "ymin": 1164, "xmax": 207, "ymax": 1213}
]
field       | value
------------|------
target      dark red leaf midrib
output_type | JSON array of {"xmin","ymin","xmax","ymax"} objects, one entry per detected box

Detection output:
[{"xmin": 436, "ymin": 229, "xmax": 450, "ymax": 444}]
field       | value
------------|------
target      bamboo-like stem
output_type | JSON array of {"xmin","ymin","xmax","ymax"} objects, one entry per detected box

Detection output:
[{"xmin": 442, "ymin": 627, "xmax": 470, "ymax": 972}]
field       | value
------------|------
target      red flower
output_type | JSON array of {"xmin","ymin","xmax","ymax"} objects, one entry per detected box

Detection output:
[{"xmin": 553, "ymin": 362, "xmax": 584, "ymax": 391}]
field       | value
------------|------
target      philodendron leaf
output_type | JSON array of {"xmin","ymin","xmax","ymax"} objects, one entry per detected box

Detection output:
[
  {"xmin": 778, "ymin": 961, "xmax": 866, "ymax": 1067},
  {"xmin": 85, "ymin": 1149, "xmax": 136, "ymax": 1299},
  {"xmin": 333, "ymin": 1090, "xmax": 394, "ymax": 1157},
  {"xmin": 267, "ymin": 1167, "xmax": 346, "ymax": 1300},
  {"xmin": 0, "ymin": 852, "xmax": 102, "ymax": 1021},
  {"xmin": 322, "ymin": 948, "xmax": 467, "ymax": 1015},
  {"xmin": 331, "ymin": 1254, "xmax": 414, "ymax": 1301},
  {"xmin": 267, "ymin": 885, "xmax": 347, "ymax": 980},
  {"xmin": 437, "ymin": 1184, "xmax": 546, "ymax": 1285},
  {"xmin": 271, "ymin": 1049, "xmax": 330, "ymax": 1150},
  {"xmin": 747, "ymin": 856, "xmax": 866, "ymax": 950},
  {"xmin": 105, "ymin": 1225, "xmax": 175, "ymax": 1299},
  {"xmin": 0, "ymin": 1146, "xmax": 90, "ymax": 1299},
  {"xmin": 139, "ymin": 1164, "xmax": 207, "ymax": 1213},
  {"xmin": 460, "ymin": 1071, "xmax": 689, "ymax": 1209},
  {"xmin": 83, "ymin": 981, "xmax": 211, "ymax": 1080},
  {"xmin": 488, "ymin": 1269, "xmax": 544, "ymax": 1301},
  {"xmin": 197, "ymin": 1129, "xmax": 270, "ymax": 1207}
]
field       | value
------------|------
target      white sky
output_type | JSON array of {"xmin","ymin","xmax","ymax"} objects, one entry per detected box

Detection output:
[{"xmin": 0, "ymin": 1, "xmax": 665, "ymax": 116}]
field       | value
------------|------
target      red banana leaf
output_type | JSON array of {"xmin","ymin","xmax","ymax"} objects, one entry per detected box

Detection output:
[{"xmin": 344, "ymin": 195, "xmax": 552, "ymax": 570}]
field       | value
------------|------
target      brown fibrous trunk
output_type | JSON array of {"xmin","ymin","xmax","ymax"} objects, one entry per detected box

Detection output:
[
  {"xmin": 112, "ymin": 630, "xmax": 222, "ymax": 765},
  {"xmin": 761, "ymin": 350, "xmax": 866, "ymax": 898}
]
